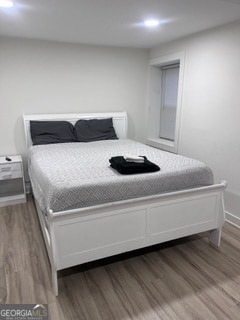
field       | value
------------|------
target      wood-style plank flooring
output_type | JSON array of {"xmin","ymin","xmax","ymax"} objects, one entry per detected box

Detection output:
[{"xmin": 0, "ymin": 195, "xmax": 240, "ymax": 319}]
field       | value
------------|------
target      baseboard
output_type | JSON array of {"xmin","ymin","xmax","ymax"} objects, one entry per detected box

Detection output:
[{"xmin": 225, "ymin": 211, "xmax": 240, "ymax": 228}]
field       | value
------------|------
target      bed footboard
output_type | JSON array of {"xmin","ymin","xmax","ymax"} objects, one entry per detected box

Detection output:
[
  {"xmin": 209, "ymin": 228, "xmax": 222, "ymax": 247},
  {"xmin": 34, "ymin": 181, "xmax": 226, "ymax": 296}
]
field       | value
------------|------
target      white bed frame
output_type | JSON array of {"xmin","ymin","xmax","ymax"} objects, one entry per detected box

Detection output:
[{"xmin": 23, "ymin": 111, "xmax": 226, "ymax": 296}]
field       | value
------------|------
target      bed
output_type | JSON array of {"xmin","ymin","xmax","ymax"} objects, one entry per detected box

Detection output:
[{"xmin": 23, "ymin": 111, "xmax": 226, "ymax": 296}]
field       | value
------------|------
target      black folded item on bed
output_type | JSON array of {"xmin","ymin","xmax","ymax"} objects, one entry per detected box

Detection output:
[{"xmin": 109, "ymin": 156, "xmax": 160, "ymax": 174}]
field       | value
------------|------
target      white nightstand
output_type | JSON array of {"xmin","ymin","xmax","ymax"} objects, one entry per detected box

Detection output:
[{"xmin": 0, "ymin": 155, "xmax": 26, "ymax": 207}]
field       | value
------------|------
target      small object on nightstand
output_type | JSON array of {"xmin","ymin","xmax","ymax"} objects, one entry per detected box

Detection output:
[{"xmin": 0, "ymin": 155, "xmax": 26, "ymax": 207}]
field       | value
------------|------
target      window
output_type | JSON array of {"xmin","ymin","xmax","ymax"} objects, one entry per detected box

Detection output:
[
  {"xmin": 147, "ymin": 52, "xmax": 184, "ymax": 153},
  {"xmin": 160, "ymin": 63, "xmax": 179, "ymax": 141}
]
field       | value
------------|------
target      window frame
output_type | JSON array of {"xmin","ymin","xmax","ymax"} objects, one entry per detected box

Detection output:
[{"xmin": 147, "ymin": 52, "xmax": 185, "ymax": 153}]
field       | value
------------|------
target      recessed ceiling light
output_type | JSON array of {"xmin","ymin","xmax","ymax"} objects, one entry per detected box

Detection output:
[
  {"xmin": 0, "ymin": 0, "xmax": 14, "ymax": 8},
  {"xmin": 144, "ymin": 19, "xmax": 160, "ymax": 27}
]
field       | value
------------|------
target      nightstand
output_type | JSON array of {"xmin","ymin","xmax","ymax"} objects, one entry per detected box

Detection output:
[{"xmin": 0, "ymin": 155, "xmax": 26, "ymax": 207}]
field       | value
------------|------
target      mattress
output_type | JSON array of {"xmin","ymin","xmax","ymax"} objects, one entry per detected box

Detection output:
[{"xmin": 28, "ymin": 139, "xmax": 214, "ymax": 213}]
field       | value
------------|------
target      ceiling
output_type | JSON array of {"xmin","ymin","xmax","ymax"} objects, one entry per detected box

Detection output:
[{"xmin": 1, "ymin": 0, "xmax": 240, "ymax": 48}]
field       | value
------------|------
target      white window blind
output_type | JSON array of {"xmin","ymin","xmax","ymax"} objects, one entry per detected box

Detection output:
[{"xmin": 160, "ymin": 63, "xmax": 180, "ymax": 141}]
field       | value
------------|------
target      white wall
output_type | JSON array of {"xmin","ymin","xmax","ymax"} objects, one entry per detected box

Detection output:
[
  {"xmin": 0, "ymin": 37, "xmax": 148, "ymax": 160},
  {"xmin": 150, "ymin": 20, "xmax": 240, "ymax": 223},
  {"xmin": 2, "ymin": 22, "xmax": 240, "ymax": 222}
]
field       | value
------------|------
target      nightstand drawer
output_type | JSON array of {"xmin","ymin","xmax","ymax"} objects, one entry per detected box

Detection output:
[
  {"xmin": 0, "ymin": 163, "xmax": 21, "ymax": 173},
  {"xmin": 0, "ymin": 170, "xmax": 22, "ymax": 180}
]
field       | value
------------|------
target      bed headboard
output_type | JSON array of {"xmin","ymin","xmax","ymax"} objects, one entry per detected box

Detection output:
[{"xmin": 23, "ymin": 111, "xmax": 128, "ymax": 149}]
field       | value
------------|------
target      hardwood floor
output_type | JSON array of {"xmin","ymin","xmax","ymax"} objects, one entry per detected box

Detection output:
[{"xmin": 0, "ymin": 195, "xmax": 240, "ymax": 319}]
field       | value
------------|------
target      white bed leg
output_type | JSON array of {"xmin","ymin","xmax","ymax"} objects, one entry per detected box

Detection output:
[
  {"xmin": 52, "ymin": 268, "xmax": 58, "ymax": 296},
  {"xmin": 209, "ymin": 228, "xmax": 222, "ymax": 247}
]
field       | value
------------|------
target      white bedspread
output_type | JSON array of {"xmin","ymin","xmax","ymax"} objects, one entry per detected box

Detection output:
[{"xmin": 28, "ymin": 139, "xmax": 214, "ymax": 213}]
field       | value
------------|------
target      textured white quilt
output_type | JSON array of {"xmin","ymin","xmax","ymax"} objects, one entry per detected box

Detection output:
[{"xmin": 28, "ymin": 139, "xmax": 213, "ymax": 213}]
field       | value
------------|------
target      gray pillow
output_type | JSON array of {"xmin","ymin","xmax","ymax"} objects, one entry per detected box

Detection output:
[
  {"xmin": 75, "ymin": 118, "xmax": 118, "ymax": 142},
  {"xmin": 30, "ymin": 120, "xmax": 76, "ymax": 145}
]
